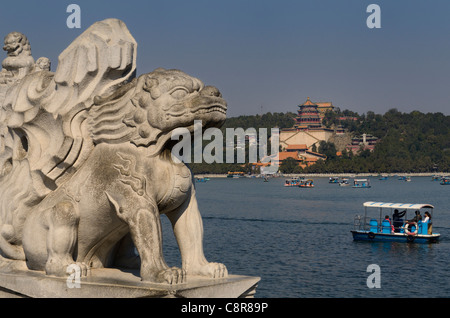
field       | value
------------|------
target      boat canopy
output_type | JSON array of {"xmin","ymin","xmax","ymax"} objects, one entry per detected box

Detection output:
[{"xmin": 363, "ymin": 201, "xmax": 434, "ymax": 210}]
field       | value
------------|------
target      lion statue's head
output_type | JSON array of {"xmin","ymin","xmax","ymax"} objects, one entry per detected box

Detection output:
[
  {"xmin": 89, "ymin": 68, "xmax": 227, "ymax": 156},
  {"xmin": 2, "ymin": 32, "xmax": 31, "ymax": 58}
]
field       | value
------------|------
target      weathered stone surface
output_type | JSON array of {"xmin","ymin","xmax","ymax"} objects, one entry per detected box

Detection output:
[
  {"xmin": 0, "ymin": 18, "xmax": 250, "ymax": 297},
  {"xmin": 0, "ymin": 258, "xmax": 259, "ymax": 298}
]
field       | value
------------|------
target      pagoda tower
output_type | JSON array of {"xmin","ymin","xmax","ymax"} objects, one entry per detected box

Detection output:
[{"xmin": 295, "ymin": 97, "xmax": 322, "ymax": 129}]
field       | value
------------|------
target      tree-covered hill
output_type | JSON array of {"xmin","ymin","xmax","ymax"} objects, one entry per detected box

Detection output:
[
  {"xmin": 316, "ymin": 108, "xmax": 450, "ymax": 173},
  {"xmin": 189, "ymin": 109, "xmax": 450, "ymax": 174},
  {"xmin": 220, "ymin": 112, "xmax": 297, "ymax": 131}
]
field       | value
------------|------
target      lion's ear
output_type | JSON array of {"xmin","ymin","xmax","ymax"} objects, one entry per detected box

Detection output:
[
  {"xmin": 143, "ymin": 77, "xmax": 156, "ymax": 91},
  {"xmin": 142, "ymin": 75, "xmax": 161, "ymax": 100}
]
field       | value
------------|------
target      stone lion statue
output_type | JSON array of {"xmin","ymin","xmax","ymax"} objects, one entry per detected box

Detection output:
[
  {"xmin": 0, "ymin": 31, "xmax": 35, "ymax": 83},
  {"xmin": 0, "ymin": 19, "xmax": 227, "ymax": 284}
]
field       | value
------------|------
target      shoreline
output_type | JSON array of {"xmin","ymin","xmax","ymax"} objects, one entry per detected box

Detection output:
[{"xmin": 194, "ymin": 172, "xmax": 448, "ymax": 178}]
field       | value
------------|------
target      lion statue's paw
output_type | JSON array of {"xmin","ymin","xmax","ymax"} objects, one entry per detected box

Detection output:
[
  {"xmin": 191, "ymin": 262, "xmax": 228, "ymax": 279},
  {"xmin": 45, "ymin": 258, "xmax": 90, "ymax": 278},
  {"xmin": 142, "ymin": 266, "xmax": 186, "ymax": 285}
]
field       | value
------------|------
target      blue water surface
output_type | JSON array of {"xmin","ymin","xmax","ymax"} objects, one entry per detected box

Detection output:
[{"xmin": 161, "ymin": 176, "xmax": 450, "ymax": 298}]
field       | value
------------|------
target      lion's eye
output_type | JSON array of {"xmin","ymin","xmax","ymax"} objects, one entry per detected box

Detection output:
[{"xmin": 170, "ymin": 88, "xmax": 189, "ymax": 100}]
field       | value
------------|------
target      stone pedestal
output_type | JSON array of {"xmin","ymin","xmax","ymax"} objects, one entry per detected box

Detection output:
[{"xmin": 0, "ymin": 261, "xmax": 260, "ymax": 298}]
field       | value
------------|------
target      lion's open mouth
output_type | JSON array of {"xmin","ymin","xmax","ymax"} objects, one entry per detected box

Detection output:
[
  {"xmin": 194, "ymin": 104, "xmax": 227, "ymax": 115},
  {"xmin": 4, "ymin": 44, "xmax": 20, "ymax": 56},
  {"xmin": 166, "ymin": 101, "xmax": 227, "ymax": 119},
  {"xmin": 192, "ymin": 99, "xmax": 227, "ymax": 115}
]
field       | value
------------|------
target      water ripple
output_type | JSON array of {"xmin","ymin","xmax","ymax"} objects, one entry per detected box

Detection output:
[{"xmin": 163, "ymin": 177, "xmax": 450, "ymax": 297}]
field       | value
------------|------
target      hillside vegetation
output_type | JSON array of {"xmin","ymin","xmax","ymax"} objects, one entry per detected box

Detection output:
[{"xmin": 189, "ymin": 109, "xmax": 450, "ymax": 174}]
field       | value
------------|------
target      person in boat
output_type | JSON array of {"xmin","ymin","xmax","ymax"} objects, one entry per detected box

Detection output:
[
  {"xmin": 392, "ymin": 209, "xmax": 406, "ymax": 233},
  {"xmin": 384, "ymin": 215, "xmax": 394, "ymax": 233},
  {"xmin": 423, "ymin": 211, "xmax": 432, "ymax": 234},
  {"xmin": 409, "ymin": 210, "xmax": 422, "ymax": 223}
]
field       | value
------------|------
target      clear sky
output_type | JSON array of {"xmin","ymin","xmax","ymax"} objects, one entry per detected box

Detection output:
[{"xmin": 1, "ymin": 0, "xmax": 449, "ymax": 117}]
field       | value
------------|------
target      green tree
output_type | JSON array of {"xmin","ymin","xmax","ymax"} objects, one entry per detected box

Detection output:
[{"xmin": 279, "ymin": 157, "xmax": 299, "ymax": 174}]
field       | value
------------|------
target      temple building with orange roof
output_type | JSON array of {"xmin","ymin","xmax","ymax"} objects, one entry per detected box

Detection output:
[
  {"xmin": 316, "ymin": 101, "xmax": 335, "ymax": 118},
  {"xmin": 254, "ymin": 143, "xmax": 327, "ymax": 172},
  {"xmin": 280, "ymin": 97, "xmax": 335, "ymax": 152},
  {"xmin": 274, "ymin": 143, "xmax": 327, "ymax": 169}
]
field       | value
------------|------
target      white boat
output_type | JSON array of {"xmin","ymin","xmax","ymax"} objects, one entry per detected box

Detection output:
[{"xmin": 352, "ymin": 178, "xmax": 371, "ymax": 188}]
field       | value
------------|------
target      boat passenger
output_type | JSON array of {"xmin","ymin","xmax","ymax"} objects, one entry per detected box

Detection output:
[
  {"xmin": 423, "ymin": 211, "xmax": 430, "ymax": 223},
  {"xmin": 409, "ymin": 210, "xmax": 422, "ymax": 223},
  {"xmin": 423, "ymin": 211, "xmax": 432, "ymax": 234},
  {"xmin": 392, "ymin": 209, "xmax": 406, "ymax": 233},
  {"xmin": 384, "ymin": 215, "xmax": 394, "ymax": 233}
]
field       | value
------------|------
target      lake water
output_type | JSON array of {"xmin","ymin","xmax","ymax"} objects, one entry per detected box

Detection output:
[{"xmin": 160, "ymin": 176, "xmax": 450, "ymax": 298}]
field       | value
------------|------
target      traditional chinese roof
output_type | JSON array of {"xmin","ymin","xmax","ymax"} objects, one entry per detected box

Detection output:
[
  {"xmin": 285, "ymin": 144, "xmax": 308, "ymax": 151},
  {"xmin": 316, "ymin": 102, "xmax": 333, "ymax": 107},
  {"xmin": 299, "ymin": 97, "xmax": 318, "ymax": 107},
  {"xmin": 278, "ymin": 152, "xmax": 301, "ymax": 161}
]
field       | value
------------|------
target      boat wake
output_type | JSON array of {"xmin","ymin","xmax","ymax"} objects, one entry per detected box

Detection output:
[{"xmin": 202, "ymin": 215, "xmax": 348, "ymax": 227}]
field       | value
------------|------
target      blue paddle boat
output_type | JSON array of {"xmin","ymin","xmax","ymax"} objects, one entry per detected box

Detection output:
[
  {"xmin": 351, "ymin": 201, "xmax": 440, "ymax": 243},
  {"xmin": 329, "ymin": 177, "xmax": 339, "ymax": 183}
]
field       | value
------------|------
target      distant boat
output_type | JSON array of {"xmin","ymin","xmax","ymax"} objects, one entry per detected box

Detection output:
[
  {"xmin": 352, "ymin": 179, "xmax": 371, "ymax": 188},
  {"xmin": 441, "ymin": 177, "xmax": 450, "ymax": 185},
  {"xmin": 398, "ymin": 176, "xmax": 407, "ymax": 181},
  {"xmin": 227, "ymin": 171, "xmax": 244, "ymax": 178},
  {"xmin": 329, "ymin": 177, "xmax": 339, "ymax": 183},
  {"xmin": 339, "ymin": 178, "xmax": 350, "ymax": 187},
  {"xmin": 431, "ymin": 175, "xmax": 441, "ymax": 181},
  {"xmin": 299, "ymin": 179, "xmax": 314, "ymax": 188},
  {"xmin": 284, "ymin": 178, "xmax": 301, "ymax": 187},
  {"xmin": 379, "ymin": 176, "xmax": 388, "ymax": 180},
  {"xmin": 404, "ymin": 176, "xmax": 412, "ymax": 182}
]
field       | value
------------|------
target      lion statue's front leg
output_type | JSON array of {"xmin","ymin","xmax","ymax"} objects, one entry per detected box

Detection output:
[
  {"xmin": 166, "ymin": 187, "xmax": 228, "ymax": 279},
  {"xmin": 106, "ymin": 192, "xmax": 186, "ymax": 284}
]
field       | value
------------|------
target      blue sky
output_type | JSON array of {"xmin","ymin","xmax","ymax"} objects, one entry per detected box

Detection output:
[{"xmin": 1, "ymin": 0, "xmax": 450, "ymax": 117}]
